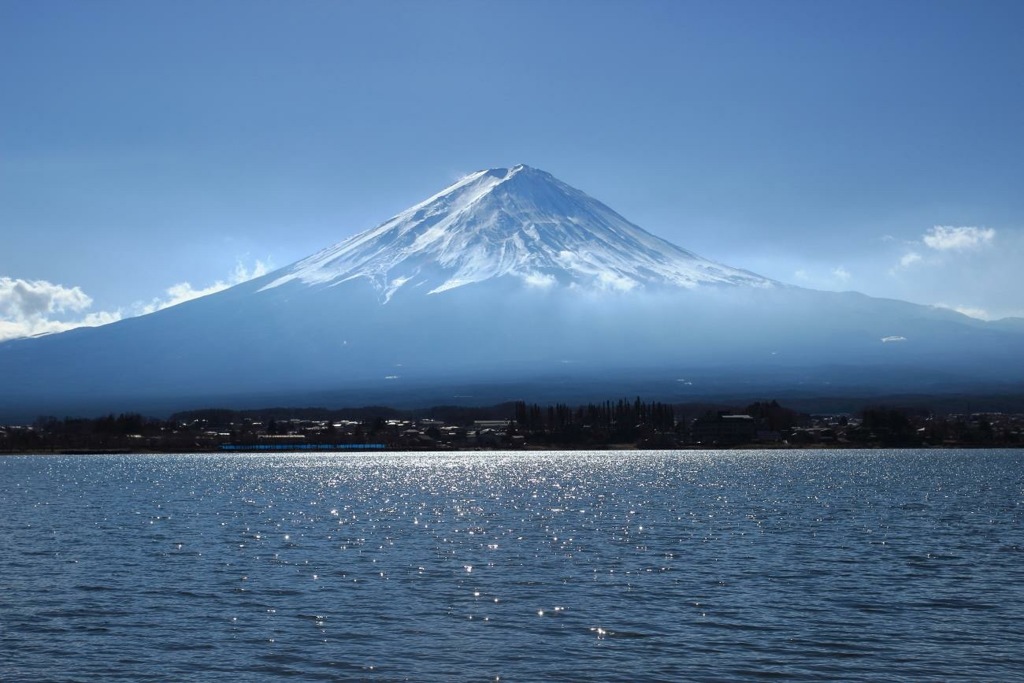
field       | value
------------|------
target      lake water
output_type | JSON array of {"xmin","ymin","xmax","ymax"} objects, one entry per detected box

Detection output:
[{"xmin": 2, "ymin": 450, "xmax": 1023, "ymax": 681}]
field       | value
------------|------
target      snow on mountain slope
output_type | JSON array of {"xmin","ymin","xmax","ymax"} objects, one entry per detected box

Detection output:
[{"xmin": 262, "ymin": 165, "xmax": 773, "ymax": 300}]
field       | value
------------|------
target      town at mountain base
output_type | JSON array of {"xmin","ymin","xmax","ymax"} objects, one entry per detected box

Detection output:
[
  {"xmin": 5, "ymin": 399, "xmax": 1023, "ymax": 453},
  {"xmin": 1, "ymin": 165, "xmax": 1022, "ymax": 420}
]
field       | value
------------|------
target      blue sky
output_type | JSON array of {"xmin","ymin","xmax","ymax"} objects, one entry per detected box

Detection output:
[{"xmin": 2, "ymin": 0, "xmax": 1022, "ymax": 339}]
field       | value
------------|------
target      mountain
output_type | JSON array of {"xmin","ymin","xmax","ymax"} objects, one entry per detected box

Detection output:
[
  {"xmin": 1, "ymin": 165, "xmax": 1022, "ymax": 420},
  {"xmin": 264, "ymin": 164, "xmax": 771, "ymax": 300}
]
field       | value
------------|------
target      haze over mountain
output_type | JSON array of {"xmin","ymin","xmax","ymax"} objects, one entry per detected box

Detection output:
[{"xmin": 1, "ymin": 166, "xmax": 1021, "ymax": 420}]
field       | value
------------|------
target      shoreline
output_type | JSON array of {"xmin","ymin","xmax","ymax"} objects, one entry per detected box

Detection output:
[{"xmin": 4, "ymin": 443, "xmax": 1022, "ymax": 457}]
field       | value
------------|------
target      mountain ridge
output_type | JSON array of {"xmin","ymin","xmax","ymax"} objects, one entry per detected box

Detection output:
[{"xmin": 1, "ymin": 165, "xmax": 1021, "ymax": 420}]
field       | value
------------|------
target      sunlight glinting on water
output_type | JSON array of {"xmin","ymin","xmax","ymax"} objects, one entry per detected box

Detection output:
[{"xmin": 2, "ymin": 449, "xmax": 1022, "ymax": 681}]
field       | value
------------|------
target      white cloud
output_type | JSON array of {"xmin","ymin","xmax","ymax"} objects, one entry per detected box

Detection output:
[
  {"xmin": 952, "ymin": 306, "xmax": 990, "ymax": 320},
  {"xmin": 0, "ymin": 278, "xmax": 123, "ymax": 341},
  {"xmin": 139, "ymin": 259, "xmax": 271, "ymax": 314},
  {"xmin": 596, "ymin": 271, "xmax": 637, "ymax": 292},
  {"xmin": 881, "ymin": 336, "xmax": 907, "ymax": 343},
  {"xmin": 791, "ymin": 267, "xmax": 851, "ymax": 289},
  {"xmin": 0, "ymin": 310, "xmax": 124, "ymax": 341},
  {"xmin": 923, "ymin": 226, "xmax": 995, "ymax": 251},
  {"xmin": 0, "ymin": 277, "xmax": 92, "ymax": 318},
  {"xmin": 934, "ymin": 304, "xmax": 992, "ymax": 321},
  {"xmin": 892, "ymin": 226, "xmax": 995, "ymax": 274},
  {"xmin": 0, "ymin": 259, "xmax": 272, "ymax": 342},
  {"xmin": 899, "ymin": 251, "xmax": 922, "ymax": 268},
  {"xmin": 522, "ymin": 271, "xmax": 557, "ymax": 288}
]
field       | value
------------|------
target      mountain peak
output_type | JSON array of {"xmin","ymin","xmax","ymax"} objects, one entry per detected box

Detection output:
[
  {"xmin": 482, "ymin": 164, "xmax": 529, "ymax": 179},
  {"xmin": 485, "ymin": 163, "xmax": 536, "ymax": 176},
  {"xmin": 262, "ymin": 165, "xmax": 772, "ymax": 300}
]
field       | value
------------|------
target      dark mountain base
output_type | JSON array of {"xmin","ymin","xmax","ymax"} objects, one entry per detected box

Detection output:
[{"xmin": 3, "ymin": 367, "xmax": 1022, "ymax": 422}]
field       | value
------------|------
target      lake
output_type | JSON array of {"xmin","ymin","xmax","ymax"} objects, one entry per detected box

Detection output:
[{"xmin": 2, "ymin": 450, "xmax": 1023, "ymax": 681}]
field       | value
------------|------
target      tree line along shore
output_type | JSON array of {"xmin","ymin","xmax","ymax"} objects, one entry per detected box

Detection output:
[{"xmin": 3, "ymin": 398, "xmax": 1023, "ymax": 454}]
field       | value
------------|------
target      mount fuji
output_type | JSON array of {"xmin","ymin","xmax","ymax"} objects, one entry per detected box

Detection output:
[
  {"xmin": 1, "ymin": 165, "xmax": 1022, "ymax": 419},
  {"xmin": 265, "ymin": 164, "xmax": 771, "ymax": 300}
]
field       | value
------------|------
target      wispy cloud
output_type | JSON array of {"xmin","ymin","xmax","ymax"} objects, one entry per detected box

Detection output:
[
  {"xmin": 922, "ymin": 225, "xmax": 995, "ymax": 251},
  {"xmin": 893, "ymin": 225, "xmax": 996, "ymax": 274},
  {"xmin": 0, "ymin": 310, "xmax": 123, "ymax": 341},
  {"xmin": 934, "ymin": 303, "xmax": 992, "ymax": 321},
  {"xmin": 792, "ymin": 266, "xmax": 852, "ymax": 289},
  {"xmin": 831, "ymin": 266, "xmax": 851, "ymax": 282},
  {"xmin": 882, "ymin": 226, "xmax": 1024, "ymax": 320},
  {"xmin": 899, "ymin": 251, "xmax": 922, "ymax": 268},
  {"xmin": 0, "ymin": 259, "xmax": 272, "ymax": 342},
  {"xmin": 139, "ymin": 260, "xmax": 271, "ymax": 314}
]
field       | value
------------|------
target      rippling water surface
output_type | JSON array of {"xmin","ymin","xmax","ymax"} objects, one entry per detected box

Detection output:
[{"xmin": 2, "ymin": 450, "xmax": 1023, "ymax": 681}]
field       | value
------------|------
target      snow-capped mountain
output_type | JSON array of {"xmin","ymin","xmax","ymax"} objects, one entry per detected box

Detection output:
[
  {"xmin": 263, "ymin": 165, "xmax": 771, "ymax": 300},
  {"xmin": 1, "ymin": 165, "xmax": 1022, "ymax": 419}
]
